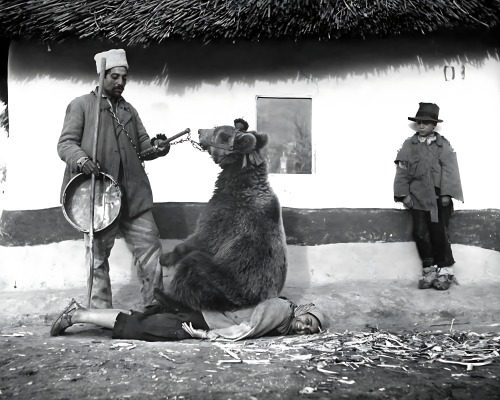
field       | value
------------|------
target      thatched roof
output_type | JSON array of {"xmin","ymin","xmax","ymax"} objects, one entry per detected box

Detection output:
[{"xmin": 0, "ymin": 0, "xmax": 499, "ymax": 46}]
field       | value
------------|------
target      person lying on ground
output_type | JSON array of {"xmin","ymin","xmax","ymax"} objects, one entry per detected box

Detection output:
[{"xmin": 50, "ymin": 291, "xmax": 324, "ymax": 341}]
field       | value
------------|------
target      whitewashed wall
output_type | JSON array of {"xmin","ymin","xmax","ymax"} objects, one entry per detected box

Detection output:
[{"xmin": 3, "ymin": 39, "xmax": 500, "ymax": 212}]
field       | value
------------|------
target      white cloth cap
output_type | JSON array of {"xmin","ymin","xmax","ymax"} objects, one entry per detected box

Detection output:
[{"xmin": 94, "ymin": 49, "xmax": 129, "ymax": 73}]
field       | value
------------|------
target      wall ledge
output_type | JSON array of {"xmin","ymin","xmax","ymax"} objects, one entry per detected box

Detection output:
[{"xmin": 1, "ymin": 204, "xmax": 499, "ymax": 252}]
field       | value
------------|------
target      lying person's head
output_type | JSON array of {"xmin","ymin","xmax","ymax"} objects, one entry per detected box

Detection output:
[{"xmin": 288, "ymin": 303, "xmax": 324, "ymax": 335}]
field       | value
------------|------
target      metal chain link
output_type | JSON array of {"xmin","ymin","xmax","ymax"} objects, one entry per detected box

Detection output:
[
  {"xmin": 106, "ymin": 99, "xmax": 206, "ymax": 155},
  {"xmin": 106, "ymin": 99, "xmax": 143, "ymax": 160},
  {"xmin": 165, "ymin": 130, "xmax": 206, "ymax": 152}
]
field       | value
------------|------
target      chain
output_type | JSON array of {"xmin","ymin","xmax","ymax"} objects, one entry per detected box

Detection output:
[
  {"xmin": 168, "ymin": 131, "xmax": 206, "ymax": 152},
  {"xmin": 106, "ymin": 98, "xmax": 206, "ymax": 155},
  {"xmin": 106, "ymin": 99, "xmax": 143, "ymax": 161}
]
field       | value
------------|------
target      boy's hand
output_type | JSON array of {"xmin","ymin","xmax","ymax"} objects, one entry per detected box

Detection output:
[
  {"xmin": 403, "ymin": 194, "xmax": 413, "ymax": 209},
  {"xmin": 441, "ymin": 195, "xmax": 451, "ymax": 207}
]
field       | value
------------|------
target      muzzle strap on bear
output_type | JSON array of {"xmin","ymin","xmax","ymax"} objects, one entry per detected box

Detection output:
[
  {"xmin": 205, "ymin": 132, "xmax": 236, "ymax": 151},
  {"xmin": 242, "ymin": 150, "xmax": 265, "ymax": 168}
]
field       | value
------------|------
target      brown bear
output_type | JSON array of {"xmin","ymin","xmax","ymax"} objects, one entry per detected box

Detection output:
[{"xmin": 159, "ymin": 125, "xmax": 288, "ymax": 311}]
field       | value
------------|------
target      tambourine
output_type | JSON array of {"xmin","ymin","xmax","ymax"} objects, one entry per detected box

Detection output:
[{"xmin": 62, "ymin": 172, "xmax": 122, "ymax": 233}]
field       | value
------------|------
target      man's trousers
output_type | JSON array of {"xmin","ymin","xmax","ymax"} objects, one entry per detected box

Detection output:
[{"xmin": 84, "ymin": 209, "xmax": 163, "ymax": 308}]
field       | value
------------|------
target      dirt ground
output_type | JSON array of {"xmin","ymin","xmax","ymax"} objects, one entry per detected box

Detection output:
[{"xmin": 1, "ymin": 321, "xmax": 499, "ymax": 400}]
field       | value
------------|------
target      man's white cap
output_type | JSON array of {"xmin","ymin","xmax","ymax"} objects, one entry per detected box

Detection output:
[{"xmin": 94, "ymin": 49, "xmax": 129, "ymax": 73}]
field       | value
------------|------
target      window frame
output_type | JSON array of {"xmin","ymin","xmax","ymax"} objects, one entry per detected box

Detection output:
[{"xmin": 255, "ymin": 95, "xmax": 314, "ymax": 175}]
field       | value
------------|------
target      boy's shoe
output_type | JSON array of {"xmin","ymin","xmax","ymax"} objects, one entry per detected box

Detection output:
[
  {"xmin": 418, "ymin": 266, "xmax": 438, "ymax": 289},
  {"xmin": 50, "ymin": 298, "xmax": 82, "ymax": 337},
  {"xmin": 433, "ymin": 270, "xmax": 459, "ymax": 291}
]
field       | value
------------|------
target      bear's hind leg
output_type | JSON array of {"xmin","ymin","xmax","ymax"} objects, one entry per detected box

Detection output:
[
  {"xmin": 170, "ymin": 251, "xmax": 253, "ymax": 311},
  {"xmin": 160, "ymin": 237, "xmax": 199, "ymax": 267}
]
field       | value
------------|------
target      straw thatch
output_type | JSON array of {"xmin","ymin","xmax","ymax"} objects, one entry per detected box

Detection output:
[{"xmin": 0, "ymin": 0, "xmax": 499, "ymax": 46}]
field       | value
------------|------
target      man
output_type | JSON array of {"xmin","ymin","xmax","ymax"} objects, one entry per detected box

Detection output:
[
  {"xmin": 50, "ymin": 294, "xmax": 324, "ymax": 340},
  {"xmin": 394, "ymin": 102, "xmax": 463, "ymax": 290},
  {"xmin": 57, "ymin": 49, "xmax": 171, "ymax": 308}
]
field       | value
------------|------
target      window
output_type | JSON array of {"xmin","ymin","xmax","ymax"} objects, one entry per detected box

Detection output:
[{"xmin": 256, "ymin": 96, "xmax": 312, "ymax": 174}]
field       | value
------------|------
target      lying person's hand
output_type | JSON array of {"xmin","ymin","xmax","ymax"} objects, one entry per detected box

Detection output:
[{"xmin": 182, "ymin": 322, "xmax": 208, "ymax": 339}]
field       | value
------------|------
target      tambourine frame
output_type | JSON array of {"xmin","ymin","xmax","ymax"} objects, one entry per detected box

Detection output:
[{"xmin": 62, "ymin": 172, "xmax": 122, "ymax": 233}]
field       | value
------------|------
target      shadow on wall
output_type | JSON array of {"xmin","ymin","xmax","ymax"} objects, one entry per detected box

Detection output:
[
  {"xmin": 285, "ymin": 245, "xmax": 311, "ymax": 288},
  {"xmin": 0, "ymin": 38, "xmax": 8, "ymax": 106},
  {"xmin": 8, "ymin": 30, "xmax": 500, "ymax": 94}
]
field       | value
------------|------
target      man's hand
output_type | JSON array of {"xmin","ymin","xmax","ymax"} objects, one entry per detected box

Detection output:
[
  {"xmin": 156, "ymin": 139, "xmax": 171, "ymax": 151},
  {"xmin": 441, "ymin": 195, "xmax": 451, "ymax": 207},
  {"xmin": 81, "ymin": 159, "xmax": 100, "ymax": 176},
  {"xmin": 182, "ymin": 322, "xmax": 208, "ymax": 339},
  {"xmin": 403, "ymin": 194, "xmax": 413, "ymax": 209},
  {"xmin": 155, "ymin": 139, "xmax": 171, "ymax": 157}
]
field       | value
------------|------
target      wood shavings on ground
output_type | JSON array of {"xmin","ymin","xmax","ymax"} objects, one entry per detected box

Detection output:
[
  {"xmin": 299, "ymin": 386, "xmax": 316, "ymax": 394},
  {"xmin": 209, "ymin": 329, "xmax": 500, "ymax": 373},
  {"xmin": 110, "ymin": 342, "xmax": 136, "ymax": 351},
  {"xmin": 159, "ymin": 351, "xmax": 186, "ymax": 364},
  {"xmin": 1, "ymin": 332, "xmax": 34, "ymax": 337}
]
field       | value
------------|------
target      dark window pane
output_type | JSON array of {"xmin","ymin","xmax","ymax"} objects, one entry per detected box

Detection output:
[{"xmin": 257, "ymin": 96, "xmax": 312, "ymax": 174}]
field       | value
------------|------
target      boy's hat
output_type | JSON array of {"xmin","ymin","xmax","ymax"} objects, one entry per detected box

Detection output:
[
  {"xmin": 94, "ymin": 49, "xmax": 129, "ymax": 73},
  {"xmin": 408, "ymin": 102, "xmax": 443, "ymax": 123}
]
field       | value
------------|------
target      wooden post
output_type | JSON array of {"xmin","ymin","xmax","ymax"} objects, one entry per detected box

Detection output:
[{"xmin": 88, "ymin": 57, "xmax": 106, "ymax": 308}]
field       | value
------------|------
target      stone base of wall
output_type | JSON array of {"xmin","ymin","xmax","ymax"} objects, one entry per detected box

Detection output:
[{"xmin": 1, "ymin": 204, "xmax": 499, "ymax": 251}]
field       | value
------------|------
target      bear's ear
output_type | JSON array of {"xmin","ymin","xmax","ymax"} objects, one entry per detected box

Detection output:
[
  {"xmin": 233, "ymin": 132, "xmax": 257, "ymax": 154},
  {"xmin": 247, "ymin": 131, "xmax": 268, "ymax": 150}
]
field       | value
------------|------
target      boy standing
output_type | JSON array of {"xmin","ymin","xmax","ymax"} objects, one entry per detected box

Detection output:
[{"xmin": 394, "ymin": 103, "xmax": 464, "ymax": 290}]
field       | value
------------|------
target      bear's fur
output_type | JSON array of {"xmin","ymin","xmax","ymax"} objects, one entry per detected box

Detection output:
[{"xmin": 159, "ymin": 125, "xmax": 287, "ymax": 311}]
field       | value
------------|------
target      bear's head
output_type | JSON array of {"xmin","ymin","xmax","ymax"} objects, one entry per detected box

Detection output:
[{"xmin": 198, "ymin": 125, "xmax": 268, "ymax": 168}]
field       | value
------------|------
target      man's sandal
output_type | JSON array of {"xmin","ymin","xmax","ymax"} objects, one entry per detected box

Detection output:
[
  {"xmin": 418, "ymin": 266, "xmax": 438, "ymax": 289},
  {"xmin": 50, "ymin": 298, "xmax": 83, "ymax": 337}
]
